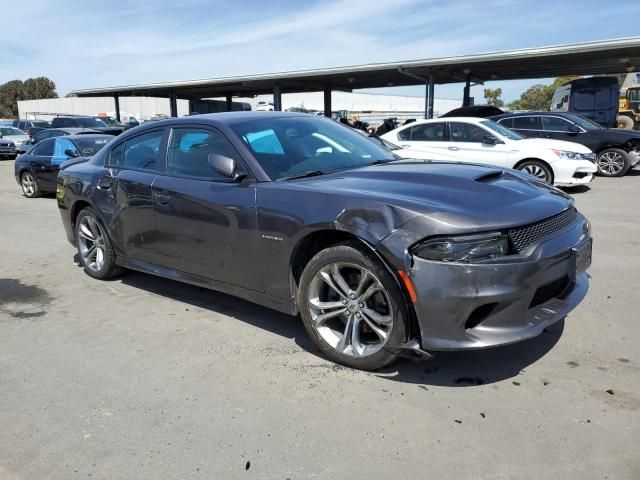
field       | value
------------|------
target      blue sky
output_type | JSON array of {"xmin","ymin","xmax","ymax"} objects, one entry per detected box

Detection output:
[{"xmin": 4, "ymin": 0, "xmax": 640, "ymax": 103}]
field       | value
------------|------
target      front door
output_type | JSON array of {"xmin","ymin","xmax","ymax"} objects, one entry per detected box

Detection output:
[
  {"xmin": 152, "ymin": 126, "xmax": 262, "ymax": 291},
  {"xmin": 27, "ymin": 138, "xmax": 58, "ymax": 192},
  {"xmin": 446, "ymin": 122, "xmax": 512, "ymax": 168}
]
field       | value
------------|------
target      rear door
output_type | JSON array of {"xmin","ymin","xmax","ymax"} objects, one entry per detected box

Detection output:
[
  {"xmin": 96, "ymin": 128, "xmax": 166, "ymax": 263},
  {"xmin": 446, "ymin": 121, "xmax": 512, "ymax": 168},
  {"xmin": 151, "ymin": 125, "xmax": 261, "ymax": 290},
  {"xmin": 395, "ymin": 121, "xmax": 449, "ymax": 152},
  {"xmin": 510, "ymin": 116, "xmax": 543, "ymax": 138}
]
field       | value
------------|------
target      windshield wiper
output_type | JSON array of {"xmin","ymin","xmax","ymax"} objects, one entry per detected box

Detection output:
[{"xmin": 279, "ymin": 170, "xmax": 326, "ymax": 181}]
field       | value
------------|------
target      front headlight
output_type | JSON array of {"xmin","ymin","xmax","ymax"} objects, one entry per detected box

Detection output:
[
  {"xmin": 412, "ymin": 233, "xmax": 509, "ymax": 263},
  {"xmin": 552, "ymin": 149, "xmax": 595, "ymax": 161}
]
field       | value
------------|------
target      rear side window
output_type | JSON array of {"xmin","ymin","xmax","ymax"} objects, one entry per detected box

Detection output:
[
  {"xmin": 512, "ymin": 116, "xmax": 542, "ymax": 130},
  {"xmin": 166, "ymin": 127, "xmax": 239, "ymax": 179},
  {"xmin": 541, "ymin": 117, "xmax": 573, "ymax": 132},
  {"xmin": 109, "ymin": 130, "xmax": 163, "ymax": 171},
  {"xmin": 32, "ymin": 138, "xmax": 55, "ymax": 156},
  {"xmin": 399, "ymin": 123, "xmax": 445, "ymax": 141}
]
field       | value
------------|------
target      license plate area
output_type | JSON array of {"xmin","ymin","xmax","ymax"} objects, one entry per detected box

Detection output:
[{"xmin": 571, "ymin": 239, "xmax": 592, "ymax": 279}]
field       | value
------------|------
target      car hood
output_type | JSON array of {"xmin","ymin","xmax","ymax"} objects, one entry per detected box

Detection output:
[
  {"xmin": 601, "ymin": 128, "xmax": 640, "ymax": 141},
  {"xmin": 519, "ymin": 138, "xmax": 593, "ymax": 153},
  {"xmin": 296, "ymin": 161, "xmax": 573, "ymax": 232},
  {"xmin": 3, "ymin": 134, "xmax": 29, "ymax": 144}
]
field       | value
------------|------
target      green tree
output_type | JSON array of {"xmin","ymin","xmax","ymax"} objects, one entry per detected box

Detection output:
[
  {"xmin": 22, "ymin": 77, "xmax": 57, "ymax": 100},
  {"xmin": 0, "ymin": 77, "xmax": 58, "ymax": 118},
  {"xmin": 483, "ymin": 87, "xmax": 504, "ymax": 107}
]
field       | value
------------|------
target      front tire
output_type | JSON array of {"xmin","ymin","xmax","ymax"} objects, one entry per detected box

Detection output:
[
  {"xmin": 516, "ymin": 160, "xmax": 554, "ymax": 184},
  {"xmin": 20, "ymin": 172, "xmax": 40, "ymax": 198},
  {"xmin": 297, "ymin": 242, "xmax": 406, "ymax": 370},
  {"xmin": 75, "ymin": 208, "xmax": 122, "ymax": 280},
  {"xmin": 597, "ymin": 148, "xmax": 631, "ymax": 177}
]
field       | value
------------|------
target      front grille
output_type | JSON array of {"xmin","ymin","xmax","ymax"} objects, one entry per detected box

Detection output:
[
  {"xmin": 508, "ymin": 207, "xmax": 577, "ymax": 253},
  {"xmin": 529, "ymin": 276, "xmax": 570, "ymax": 308}
]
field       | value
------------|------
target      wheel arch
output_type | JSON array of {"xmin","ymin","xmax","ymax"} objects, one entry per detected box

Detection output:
[
  {"xmin": 70, "ymin": 199, "xmax": 96, "ymax": 233},
  {"xmin": 288, "ymin": 228, "xmax": 419, "ymax": 343},
  {"xmin": 513, "ymin": 157, "xmax": 554, "ymax": 182}
]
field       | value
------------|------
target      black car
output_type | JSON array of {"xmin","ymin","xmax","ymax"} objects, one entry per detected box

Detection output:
[
  {"xmin": 50, "ymin": 116, "xmax": 125, "ymax": 136},
  {"xmin": 442, "ymin": 105, "xmax": 505, "ymax": 118},
  {"xmin": 490, "ymin": 112, "xmax": 640, "ymax": 177},
  {"xmin": 12, "ymin": 119, "xmax": 51, "ymax": 137},
  {"xmin": 19, "ymin": 127, "xmax": 102, "ymax": 153},
  {"xmin": 15, "ymin": 134, "xmax": 112, "ymax": 197},
  {"xmin": 55, "ymin": 112, "xmax": 592, "ymax": 370}
]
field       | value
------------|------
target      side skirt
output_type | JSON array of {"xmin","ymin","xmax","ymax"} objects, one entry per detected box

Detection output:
[{"xmin": 116, "ymin": 256, "xmax": 297, "ymax": 316}]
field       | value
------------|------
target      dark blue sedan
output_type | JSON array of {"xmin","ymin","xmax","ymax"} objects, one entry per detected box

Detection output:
[{"xmin": 15, "ymin": 134, "xmax": 112, "ymax": 197}]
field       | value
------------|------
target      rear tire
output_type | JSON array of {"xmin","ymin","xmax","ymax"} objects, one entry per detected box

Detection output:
[
  {"xmin": 516, "ymin": 160, "xmax": 554, "ymax": 184},
  {"xmin": 597, "ymin": 148, "xmax": 631, "ymax": 177},
  {"xmin": 297, "ymin": 241, "xmax": 406, "ymax": 370},
  {"xmin": 20, "ymin": 172, "xmax": 40, "ymax": 198},
  {"xmin": 75, "ymin": 208, "xmax": 122, "ymax": 280}
]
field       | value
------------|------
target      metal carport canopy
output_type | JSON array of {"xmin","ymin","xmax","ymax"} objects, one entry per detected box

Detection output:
[{"xmin": 71, "ymin": 37, "xmax": 640, "ymax": 99}]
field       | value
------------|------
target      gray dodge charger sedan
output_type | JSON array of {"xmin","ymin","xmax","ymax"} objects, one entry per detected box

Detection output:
[{"xmin": 56, "ymin": 112, "xmax": 592, "ymax": 370}]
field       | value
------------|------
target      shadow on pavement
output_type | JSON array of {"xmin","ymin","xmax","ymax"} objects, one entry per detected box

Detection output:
[
  {"xmin": 377, "ymin": 319, "xmax": 564, "ymax": 387},
  {"xmin": 117, "ymin": 270, "xmax": 564, "ymax": 387}
]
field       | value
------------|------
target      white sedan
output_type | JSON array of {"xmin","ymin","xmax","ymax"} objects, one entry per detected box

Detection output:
[
  {"xmin": 0, "ymin": 127, "xmax": 30, "ymax": 152},
  {"xmin": 381, "ymin": 117, "xmax": 597, "ymax": 186}
]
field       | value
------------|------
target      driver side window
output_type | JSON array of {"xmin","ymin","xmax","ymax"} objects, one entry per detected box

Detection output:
[{"xmin": 448, "ymin": 122, "xmax": 488, "ymax": 143}]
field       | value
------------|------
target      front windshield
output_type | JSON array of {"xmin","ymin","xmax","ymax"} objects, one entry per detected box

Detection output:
[
  {"xmin": 0, "ymin": 127, "xmax": 25, "ymax": 136},
  {"xmin": 77, "ymin": 118, "xmax": 108, "ymax": 128},
  {"xmin": 229, "ymin": 116, "xmax": 395, "ymax": 180},
  {"xmin": 33, "ymin": 121, "xmax": 50, "ymax": 128},
  {"xmin": 480, "ymin": 120, "xmax": 524, "ymax": 140},
  {"xmin": 75, "ymin": 136, "xmax": 112, "ymax": 156},
  {"xmin": 565, "ymin": 114, "xmax": 602, "ymax": 130}
]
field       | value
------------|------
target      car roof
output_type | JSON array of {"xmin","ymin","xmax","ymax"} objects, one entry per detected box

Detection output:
[
  {"xmin": 55, "ymin": 127, "xmax": 101, "ymax": 133},
  {"xmin": 66, "ymin": 134, "xmax": 113, "ymax": 140},
  {"xmin": 401, "ymin": 117, "xmax": 490, "ymax": 125},
  {"xmin": 490, "ymin": 111, "xmax": 573, "ymax": 119}
]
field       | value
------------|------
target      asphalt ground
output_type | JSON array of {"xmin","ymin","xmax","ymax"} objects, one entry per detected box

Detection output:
[{"xmin": 0, "ymin": 160, "xmax": 638, "ymax": 479}]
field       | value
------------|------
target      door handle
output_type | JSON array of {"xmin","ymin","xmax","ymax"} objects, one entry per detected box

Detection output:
[
  {"xmin": 448, "ymin": 146, "xmax": 460, "ymax": 151},
  {"xmin": 154, "ymin": 192, "xmax": 170, "ymax": 206},
  {"xmin": 401, "ymin": 144, "xmax": 411, "ymax": 148}
]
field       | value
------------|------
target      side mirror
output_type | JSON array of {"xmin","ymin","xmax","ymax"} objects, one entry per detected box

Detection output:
[
  {"xmin": 207, "ymin": 153, "xmax": 246, "ymax": 180},
  {"xmin": 568, "ymin": 124, "xmax": 581, "ymax": 133},
  {"xmin": 64, "ymin": 149, "xmax": 79, "ymax": 158},
  {"xmin": 482, "ymin": 134, "xmax": 497, "ymax": 145}
]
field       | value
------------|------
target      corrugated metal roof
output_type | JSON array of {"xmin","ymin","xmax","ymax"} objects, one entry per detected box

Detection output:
[{"xmin": 71, "ymin": 37, "xmax": 640, "ymax": 98}]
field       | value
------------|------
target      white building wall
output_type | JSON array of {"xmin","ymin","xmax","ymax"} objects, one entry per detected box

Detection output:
[
  {"xmin": 17, "ymin": 97, "xmax": 189, "ymax": 121},
  {"xmin": 240, "ymin": 91, "xmax": 460, "ymax": 117},
  {"xmin": 18, "ymin": 92, "xmax": 459, "ymax": 121}
]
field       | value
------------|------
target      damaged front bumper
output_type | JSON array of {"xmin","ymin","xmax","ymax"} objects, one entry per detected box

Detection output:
[{"xmin": 381, "ymin": 213, "xmax": 591, "ymax": 352}]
